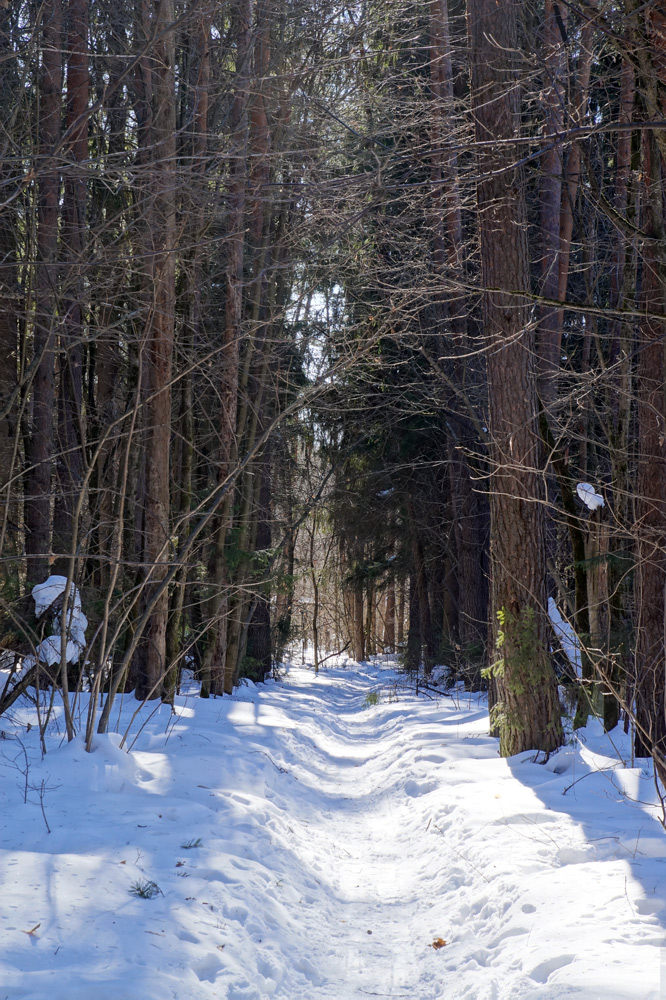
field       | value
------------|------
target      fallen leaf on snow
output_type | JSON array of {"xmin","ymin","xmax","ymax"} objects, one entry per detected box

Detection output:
[{"xmin": 430, "ymin": 937, "xmax": 447, "ymax": 950}]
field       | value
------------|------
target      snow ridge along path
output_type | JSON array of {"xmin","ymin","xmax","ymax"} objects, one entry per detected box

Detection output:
[{"xmin": 1, "ymin": 659, "xmax": 665, "ymax": 999}]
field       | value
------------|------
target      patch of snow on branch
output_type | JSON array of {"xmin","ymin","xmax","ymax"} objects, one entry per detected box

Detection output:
[
  {"xmin": 548, "ymin": 597, "xmax": 581, "ymax": 675},
  {"xmin": 24, "ymin": 575, "xmax": 88, "ymax": 668},
  {"xmin": 576, "ymin": 482, "xmax": 604, "ymax": 511}
]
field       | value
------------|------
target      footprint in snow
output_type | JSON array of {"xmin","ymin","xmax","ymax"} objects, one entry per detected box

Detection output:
[
  {"xmin": 226, "ymin": 979, "xmax": 262, "ymax": 1000},
  {"xmin": 404, "ymin": 779, "xmax": 438, "ymax": 797},
  {"xmin": 191, "ymin": 953, "xmax": 223, "ymax": 983},
  {"xmin": 194, "ymin": 867, "xmax": 238, "ymax": 885},
  {"xmin": 176, "ymin": 928, "xmax": 199, "ymax": 944},
  {"xmin": 224, "ymin": 902, "xmax": 250, "ymax": 924},
  {"xmin": 529, "ymin": 954, "xmax": 575, "ymax": 983},
  {"xmin": 635, "ymin": 898, "xmax": 665, "ymax": 916}
]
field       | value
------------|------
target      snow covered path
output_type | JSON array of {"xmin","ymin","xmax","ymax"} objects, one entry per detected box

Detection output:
[{"xmin": 1, "ymin": 660, "xmax": 666, "ymax": 999}]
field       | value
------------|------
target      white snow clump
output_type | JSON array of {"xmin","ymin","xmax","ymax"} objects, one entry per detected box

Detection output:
[
  {"xmin": 25, "ymin": 575, "xmax": 88, "ymax": 668},
  {"xmin": 548, "ymin": 597, "xmax": 581, "ymax": 675},
  {"xmin": 576, "ymin": 482, "xmax": 604, "ymax": 511}
]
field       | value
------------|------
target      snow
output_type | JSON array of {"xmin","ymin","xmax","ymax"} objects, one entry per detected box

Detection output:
[
  {"xmin": 548, "ymin": 597, "xmax": 581, "ymax": 675},
  {"xmin": 1, "ymin": 659, "xmax": 665, "ymax": 999},
  {"xmin": 576, "ymin": 483, "xmax": 605, "ymax": 511},
  {"xmin": 32, "ymin": 576, "xmax": 80, "ymax": 620},
  {"xmin": 23, "ymin": 633, "xmax": 84, "ymax": 668},
  {"xmin": 24, "ymin": 575, "xmax": 88, "ymax": 668}
]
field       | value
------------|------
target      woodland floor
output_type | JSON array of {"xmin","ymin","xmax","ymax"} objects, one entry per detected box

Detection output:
[{"xmin": 0, "ymin": 658, "xmax": 665, "ymax": 999}]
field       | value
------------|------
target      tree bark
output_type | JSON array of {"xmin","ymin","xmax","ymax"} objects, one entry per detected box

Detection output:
[
  {"xmin": 133, "ymin": 0, "xmax": 177, "ymax": 700},
  {"xmin": 634, "ymin": 128, "xmax": 666, "ymax": 762},
  {"xmin": 469, "ymin": 0, "xmax": 562, "ymax": 755},
  {"xmin": 365, "ymin": 576, "xmax": 375, "ymax": 658},
  {"xmin": 200, "ymin": 0, "xmax": 252, "ymax": 696},
  {"xmin": 353, "ymin": 584, "xmax": 365, "ymax": 662},
  {"xmin": 405, "ymin": 573, "xmax": 420, "ymax": 672},
  {"xmin": 536, "ymin": 0, "xmax": 566, "ymax": 411},
  {"xmin": 52, "ymin": 0, "xmax": 89, "ymax": 575},
  {"xmin": 165, "ymin": 8, "xmax": 212, "ymax": 700},
  {"xmin": 397, "ymin": 575, "xmax": 405, "ymax": 647},
  {"xmin": 245, "ymin": 460, "xmax": 273, "ymax": 681},
  {"xmin": 412, "ymin": 528, "xmax": 435, "ymax": 674},
  {"xmin": 0, "ymin": 4, "xmax": 20, "ymax": 586},
  {"xmin": 384, "ymin": 575, "xmax": 395, "ymax": 652},
  {"xmin": 25, "ymin": 0, "xmax": 63, "ymax": 586},
  {"xmin": 449, "ymin": 439, "xmax": 488, "ymax": 686}
]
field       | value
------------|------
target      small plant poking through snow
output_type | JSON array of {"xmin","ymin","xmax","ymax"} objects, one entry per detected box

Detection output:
[
  {"xmin": 128, "ymin": 879, "xmax": 162, "ymax": 899},
  {"xmin": 364, "ymin": 691, "xmax": 380, "ymax": 707},
  {"xmin": 180, "ymin": 837, "xmax": 202, "ymax": 849}
]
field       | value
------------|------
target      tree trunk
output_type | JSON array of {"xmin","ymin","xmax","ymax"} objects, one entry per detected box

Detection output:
[
  {"xmin": 133, "ymin": 0, "xmax": 177, "ymax": 701},
  {"xmin": 397, "ymin": 575, "xmax": 405, "ymax": 647},
  {"xmin": 164, "ymin": 370, "xmax": 194, "ymax": 701},
  {"xmin": 0, "ymin": 4, "xmax": 20, "ymax": 588},
  {"xmin": 405, "ymin": 573, "xmax": 420, "ymax": 672},
  {"xmin": 384, "ymin": 576, "xmax": 395, "ymax": 652},
  {"xmin": 200, "ymin": 0, "xmax": 251, "ymax": 696},
  {"xmin": 557, "ymin": 23, "xmax": 594, "ymax": 324},
  {"xmin": 244, "ymin": 447, "xmax": 273, "ymax": 680},
  {"xmin": 584, "ymin": 510, "xmax": 618, "ymax": 730},
  {"xmin": 25, "ymin": 0, "xmax": 63, "ymax": 586},
  {"xmin": 606, "ymin": 59, "xmax": 635, "ymax": 735},
  {"xmin": 412, "ymin": 529, "xmax": 435, "ymax": 674},
  {"xmin": 52, "ymin": 0, "xmax": 89, "ymax": 575},
  {"xmin": 634, "ymin": 128, "xmax": 666, "ymax": 762},
  {"xmin": 449, "ymin": 439, "xmax": 488, "ymax": 686},
  {"xmin": 365, "ymin": 577, "xmax": 376, "ymax": 658},
  {"xmin": 469, "ymin": 0, "xmax": 562, "ymax": 755},
  {"xmin": 90, "ymin": 10, "xmax": 128, "ymax": 599},
  {"xmin": 165, "ymin": 9, "xmax": 211, "ymax": 700},
  {"xmin": 353, "ymin": 584, "xmax": 365, "ymax": 662},
  {"xmin": 309, "ymin": 517, "xmax": 319, "ymax": 671},
  {"xmin": 536, "ymin": 0, "xmax": 565, "ymax": 411}
]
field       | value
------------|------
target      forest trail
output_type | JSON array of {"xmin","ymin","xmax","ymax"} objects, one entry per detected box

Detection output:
[
  {"xmin": 250, "ymin": 664, "xmax": 664, "ymax": 999},
  {"xmin": 0, "ymin": 660, "xmax": 664, "ymax": 999}
]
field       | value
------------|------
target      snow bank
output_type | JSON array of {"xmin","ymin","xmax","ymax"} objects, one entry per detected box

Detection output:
[{"xmin": 0, "ymin": 661, "xmax": 664, "ymax": 999}]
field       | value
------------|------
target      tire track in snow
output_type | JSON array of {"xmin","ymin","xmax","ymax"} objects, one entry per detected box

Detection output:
[{"xmin": 260, "ymin": 665, "xmax": 468, "ymax": 999}]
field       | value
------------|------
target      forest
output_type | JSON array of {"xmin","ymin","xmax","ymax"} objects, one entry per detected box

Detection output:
[{"xmin": 1, "ymin": 0, "xmax": 666, "ymax": 774}]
